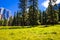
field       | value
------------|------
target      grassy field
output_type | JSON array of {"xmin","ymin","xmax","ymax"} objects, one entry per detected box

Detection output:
[{"xmin": 0, "ymin": 25, "xmax": 60, "ymax": 40}]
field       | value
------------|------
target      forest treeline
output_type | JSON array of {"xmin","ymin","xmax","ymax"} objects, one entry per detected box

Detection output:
[{"xmin": 0, "ymin": 0, "xmax": 60, "ymax": 26}]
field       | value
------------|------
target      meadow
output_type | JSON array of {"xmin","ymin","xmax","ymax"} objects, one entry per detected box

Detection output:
[{"xmin": 0, "ymin": 25, "xmax": 60, "ymax": 40}]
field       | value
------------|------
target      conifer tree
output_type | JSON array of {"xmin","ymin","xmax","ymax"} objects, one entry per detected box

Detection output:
[
  {"xmin": 46, "ymin": 0, "xmax": 58, "ymax": 24},
  {"xmin": 19, "ymin": 0, "xmax": 28, "ymax": 26},
  {"xmin": 28, "ymin": 0, "xmax": 39, "ymax": 25}
]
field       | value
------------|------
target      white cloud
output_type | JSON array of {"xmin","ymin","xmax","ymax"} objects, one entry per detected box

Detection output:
[
  {"xmin": 42, "ymin": 0, "xmax": 60, "ymax": 8},
  {"xmin": 56, "ymin": 0, "xmax": 60, "ymax": 4},
  {"xmin": 42, "ymin": 0, "xmax": 49, "ymax": 8}
]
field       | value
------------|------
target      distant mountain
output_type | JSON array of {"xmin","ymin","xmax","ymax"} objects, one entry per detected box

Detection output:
[{"xmin": 0, "ymin": 8, "xmax": 11, "ymax": 20}]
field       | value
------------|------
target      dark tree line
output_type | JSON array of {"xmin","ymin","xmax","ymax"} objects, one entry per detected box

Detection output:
[{"xmin": 0, "ymin": 0, "xmax": 60, "ymax": 26}]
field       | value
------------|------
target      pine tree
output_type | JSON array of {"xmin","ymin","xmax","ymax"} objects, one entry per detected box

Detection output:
[
  {"xmin": 0, "ymin": 20, "xmax": 3, "ymax": 26},
  {"xmin": 42, "ymin": 11, "xmax": 46, "ymax": 24},
  {"xmin": 28, "ymin": 0, "xmax": 39, "ymax": 25},
  {"xmin": 19, "ymin": 0, "xmax": 28, "ymax": 26},
  {"xmin": 46, "ymin": 0, "xmax": 58, "ymax": 24},
  {"xmin": 12, "ymin": 12, "xmax": 16, "ymax": 26},
  {"xmin": 58, "ymin": 4, "xmax": 60, "ymax": 21},
  {"xmin": 39, "ymin": 10, "xmax": 41, "ymax": 24},
  {"xmin": 8, "ymin": 16, "xmax": 13, "ymax": 26}
]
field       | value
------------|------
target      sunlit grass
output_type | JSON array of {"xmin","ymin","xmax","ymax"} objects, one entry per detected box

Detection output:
[{"xmin": 0, "ymin": 25, "xmax": 60, "ymax": 40}]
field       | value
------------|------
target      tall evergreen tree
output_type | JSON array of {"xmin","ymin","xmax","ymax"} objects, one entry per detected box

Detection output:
[
  {"xmin": 58, "ymin": 4, "xmax": 60, "ymax": 21},
  {"xmin": 28, "ymin": 0, "xmax": 39, "ymax": 25},
  {"xmin": 8, "ymin": 16, "xmax": 13, "ymax": 26},
  {"xmin": 19, "ymin": 0, "xmax": 28, "ymax": 26},
  {"xmin": 39, "ymin": 10, "xmax": 41, "ymax": 24},
  {"xmin": 12, "ymin": 12, "xmax": 16, "ymax": 26},
  {"xmin": 42, "ymin": 11, "xmax": 46, "ymax": 24},
  {"xmin": 46, "ymin": 0, "xmax": 58, "ymax": 24}
]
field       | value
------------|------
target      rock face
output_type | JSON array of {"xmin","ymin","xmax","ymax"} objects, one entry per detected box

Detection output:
[{"xmin": 0, "ymin": 8, "xmax": 11, "ymax": 20}]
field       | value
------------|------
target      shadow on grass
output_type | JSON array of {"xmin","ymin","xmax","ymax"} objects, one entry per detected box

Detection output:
[
  {"xmin": 47, "ymin": 38, "xmax": 53, "ymax": 40},
  {"xmin": 0, "ymin": 26, "xmax": 32, "ymax": 30}
]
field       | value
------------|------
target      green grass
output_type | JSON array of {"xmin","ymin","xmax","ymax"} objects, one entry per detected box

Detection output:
[{"xmin": 0, "ymin": 25, "xmax": 60, "ymax": 40}]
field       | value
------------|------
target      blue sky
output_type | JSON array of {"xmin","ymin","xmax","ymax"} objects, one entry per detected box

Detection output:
[
  {"xmin": 0, "ymin": 0, "xmax": 47, "ymax": 16},
  {"xmin": 0, "ymin": 0, "xmax": 19, "ymax": 16}
]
